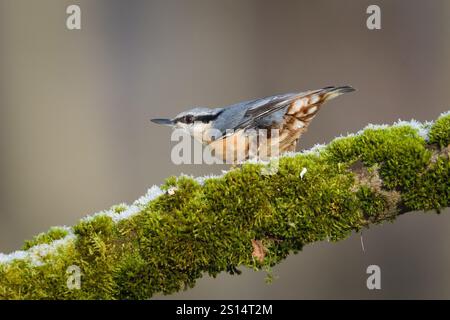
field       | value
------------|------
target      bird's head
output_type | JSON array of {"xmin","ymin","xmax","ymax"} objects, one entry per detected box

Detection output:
[{"xmin": 151, "ymin": 107, "xmax": 224, "ymax": 143}]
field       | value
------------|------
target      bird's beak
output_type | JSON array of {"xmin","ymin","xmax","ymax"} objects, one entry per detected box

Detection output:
[{"xmin": 150, "ymin": 118, "xmax": 174, "ymax": 126}]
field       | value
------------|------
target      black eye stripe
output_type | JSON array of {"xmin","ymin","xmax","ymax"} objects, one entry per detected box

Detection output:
[
  {"xmin": 176, "ymin": 111, "xmax": 223, "ymax": 124},
  {"xmin": 196, "ymin": 111, "xmax": 224, "ymax": 123},
  {"xmin": 195, "ymin": 115, "xmax": 218, "ymax": 123}
]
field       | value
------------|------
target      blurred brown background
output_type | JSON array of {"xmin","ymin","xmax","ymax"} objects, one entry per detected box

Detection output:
[{"xmin": 1, "ymin": 0, "xmax": 450, "ymax": 299}]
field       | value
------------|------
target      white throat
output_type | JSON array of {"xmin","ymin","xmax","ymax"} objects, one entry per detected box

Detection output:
[{"xmin": 177, "ymin": 122, "xmax": 213, "ymax": 145}]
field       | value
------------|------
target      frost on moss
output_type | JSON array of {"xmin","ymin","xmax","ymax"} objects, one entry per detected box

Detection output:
[
  {"xmin": 0, "ymin": 112, "xmax": 449, "ymax": 300},
  {"xmin": 22, "ymin": 227, "xmax": 70, "ymax": 250}
]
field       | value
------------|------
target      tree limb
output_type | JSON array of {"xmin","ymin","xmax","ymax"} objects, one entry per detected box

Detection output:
[{"xmin": 1, "ymin": 112, "xmax": 449, "ymax": 299}]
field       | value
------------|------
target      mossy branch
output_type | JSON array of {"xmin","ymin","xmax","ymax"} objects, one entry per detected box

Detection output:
[{"xmin": 1, "ymin": 112, "xmax": 450, "ymax": 299}]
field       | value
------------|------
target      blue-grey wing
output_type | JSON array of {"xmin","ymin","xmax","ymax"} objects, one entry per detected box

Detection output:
[
  {"xmin": 212, "ymin": 93, "xmax": 298, "ymax": 137},
  {"xmin": 231, "ymin": 92, "xmax": 315, "ymax": 131},
  {"xmin": 241, "ymin": 93, "xmax": 298, "ymax": 129},
  {"xmin": 211, "ymin": 86, "xmax": 354, "ymax": 141},
  {"xmin": 213, "ymin": 89, "xmax": 327, "ymax": 138}
]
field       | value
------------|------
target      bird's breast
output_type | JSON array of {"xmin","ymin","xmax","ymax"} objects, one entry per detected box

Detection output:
[{"xmin": 205, "ymin": 126, "xmax": 304, "ymax": 164}]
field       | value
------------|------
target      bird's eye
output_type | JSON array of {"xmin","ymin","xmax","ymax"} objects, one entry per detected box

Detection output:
[{"xmin": 184, "ymin": 115, "xmax": 194, "ymax": 124}]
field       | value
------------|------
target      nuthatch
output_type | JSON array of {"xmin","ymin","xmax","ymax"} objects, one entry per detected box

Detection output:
[{"xmin": 151, "ymin": 86, "xmax": 355, "ymax": 163}]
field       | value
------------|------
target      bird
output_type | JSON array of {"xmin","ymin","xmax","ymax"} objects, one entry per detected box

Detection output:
[{"xmin": 151, "ymin": 86, "xmax": 355, "ymax": 163}]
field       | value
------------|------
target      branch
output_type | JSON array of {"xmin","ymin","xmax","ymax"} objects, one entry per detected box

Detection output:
[{"xmin": 1, "ymin": 112, "xmax": 449, "ymax": 299}]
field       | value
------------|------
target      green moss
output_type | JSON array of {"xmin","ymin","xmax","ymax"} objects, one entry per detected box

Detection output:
[
  {"xmin": 403, "ymin": 155, "xmax": 450, "ymax": 211},
  {"xmin": 325, "ymin": 125, "xmax": 434, "ymax": 192},
  {"xmin": 22, "ymin": 227, "xmax": 69, "ymax": 250},
  {"xmin": 356, "ymin": 186, "xmax": 387, "ymax": 221},
  {"xmin": 0, "ymin": 241, "xmax": 82, "ymax": 299},
  {"xmin": 429, "ymin": 113, "xmax": 450, "ymax": 148},
  {"xmin": 1, "ymin": 113, "xmax": 450, "ymax": 300},
  {"xmin": 327, "ymin": 126, "xmax": 430, "ymax": 184}
]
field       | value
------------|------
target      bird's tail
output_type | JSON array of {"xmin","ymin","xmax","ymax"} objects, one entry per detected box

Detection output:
[
  {"xmin": 286, "ymin": 85, "xmax": 355, "ymax": 117},
  {"xmin": 320, "ymin": 85, "xmax": 356, "ymax": 102}
]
